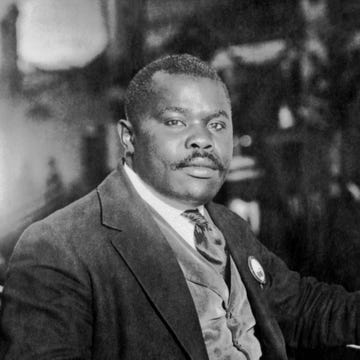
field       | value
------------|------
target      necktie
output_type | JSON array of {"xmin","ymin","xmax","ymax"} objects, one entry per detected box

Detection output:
[{"xmin": 182, "ymin": 209, "xmax": 228, "ymax": 275}]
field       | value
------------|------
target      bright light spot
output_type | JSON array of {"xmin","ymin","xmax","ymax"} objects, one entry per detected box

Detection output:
[
  {"xmin": 230, "ymin": 40, "xmax": 286, "ymax": 64},
  {"xmin": 300, "ymin": 0, "xmax": 328, "ymax": 23},
  {"xmin": 239, "ymin": 135, "xmax": 252, "ymax": 147},
  {"xmin": 228, "ymin": 198, "xmax": 260, "ymax": 235},
  {"xmin": 211, "ymin": 50, "xmax": 234, "ymax": 70},
  {"xmin": 17, "ymin": 0, "xmax": 108, "ymax": 71},
  {"xmin": 278, "ymin": 104, "xmax": 295, "ymax": 129}
]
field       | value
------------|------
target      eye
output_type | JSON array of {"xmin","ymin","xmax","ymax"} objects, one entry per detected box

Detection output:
[
  {"xmin": 208, "ymin": 121, "xmax": 226, "ymax": 131},
  {"xmin": 164, "ymin": 119, "xmax": 186, "ymax": 127}
]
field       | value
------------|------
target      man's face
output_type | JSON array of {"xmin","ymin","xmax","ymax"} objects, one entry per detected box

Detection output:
[{"xmin": 125, "ymin": 72, "xmax": 233, "ymax": 209}]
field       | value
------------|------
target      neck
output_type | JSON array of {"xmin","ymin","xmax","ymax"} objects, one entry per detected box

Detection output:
[{"xmin": 149, "ymin": 190, "xmax": 203, "ymax": 211}]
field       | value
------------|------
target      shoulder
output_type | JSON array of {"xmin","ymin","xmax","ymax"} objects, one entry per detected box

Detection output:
[
  {"xmin": 43, "ymin": 189, "xmax": 100, "ymax": 230},
  {"xmin": 207, "ymin": 201, "xmax": 248, "ymax": 222},
  {"xmin": 12, "ymin": 189, "xmax": 101, "ymax": 261},
  {"xmin": 208, "ymin": 201, "xmax": 279, "ymax": 261},
  {"xmin": 207, "ymin": 201, "xmax": 256, "ymax": 236}
]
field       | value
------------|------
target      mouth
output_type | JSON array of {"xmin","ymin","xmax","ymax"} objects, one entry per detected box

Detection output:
[
  {"xmin": 181, "ymin": 162, "xmax": 219, "ymax": 179},
  {"xmin": 186, "ymin": 158, "xmax": 219, "ymax": 170}
]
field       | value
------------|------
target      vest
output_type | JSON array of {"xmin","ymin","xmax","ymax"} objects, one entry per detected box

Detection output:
[{"xmin": 151, "ymin": 209, "xmax": 262, "ymax": 360}]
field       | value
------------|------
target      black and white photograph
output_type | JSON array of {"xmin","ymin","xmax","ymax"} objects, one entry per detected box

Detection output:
[{"xmin": 0, "ymin": 1, "xmax": 360, "ymax": 359}]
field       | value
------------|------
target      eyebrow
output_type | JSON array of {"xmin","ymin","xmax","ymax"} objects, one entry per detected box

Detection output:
[
  {"xmin": 157, "ymin": 106, "xmax": 187, "ymax": 116},
  {"xmin": 157, "ymin": 107, "xmax": 230, "ymax": 120},
  {"xmin": 204, "ymin": 110, "xmax": 230, "ymax": 121}
]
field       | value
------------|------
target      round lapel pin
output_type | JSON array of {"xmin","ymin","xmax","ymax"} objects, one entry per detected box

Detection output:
[{"xmin": 248, "ymin": 256, "xmax": 266, "ymax": 288}]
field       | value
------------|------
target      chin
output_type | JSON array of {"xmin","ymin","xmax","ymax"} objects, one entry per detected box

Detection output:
[
  {"xmin": 184, "ymin": 188, "xmax": 219, "ymax": 207},
  {"xmin": 166, "ymin": 176, "xmax": 224, "ymax": 207}
]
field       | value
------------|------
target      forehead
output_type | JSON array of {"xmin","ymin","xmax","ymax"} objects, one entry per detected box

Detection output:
[{"xmin": 146, "ymin": 71, "xmax": 231, "ymax": 114}]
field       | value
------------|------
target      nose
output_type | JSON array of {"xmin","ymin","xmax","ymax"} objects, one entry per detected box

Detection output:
[{"xmin": 185, "ymin": 125, "xmax": 213, "ymax": 150}]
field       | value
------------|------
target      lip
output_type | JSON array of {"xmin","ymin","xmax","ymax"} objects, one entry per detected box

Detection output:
[
  {"xmin": 186, "ymin": 158, "xmax": 218, "ymax": 169},
  {"xmin": 182, "ymin": 165, "xmax": 218, "ymax": 178}
]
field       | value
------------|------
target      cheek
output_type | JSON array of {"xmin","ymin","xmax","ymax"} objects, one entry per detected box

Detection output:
[
  {"xmin": 147, "ymin": 134, "xmax": 180, "ymax": 163},
  {"xmin": 135, "ymin": 136, "xmax": 170, "ymax": 175}
]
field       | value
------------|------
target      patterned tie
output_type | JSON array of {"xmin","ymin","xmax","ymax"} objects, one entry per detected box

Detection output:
[{"xmin": 182, "ymin": 209, "xmax": 228, "ymax": 275}]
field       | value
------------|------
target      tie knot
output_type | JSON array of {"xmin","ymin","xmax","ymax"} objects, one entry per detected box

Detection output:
[{"xmin": 182, "ymin": 209, "xmax": 209, "ymax": 230}]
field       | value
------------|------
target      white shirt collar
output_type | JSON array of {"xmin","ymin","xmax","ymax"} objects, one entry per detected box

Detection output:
[{"xmin": 123, "ymin": 163, "xmax": 203, "ymax": 248}]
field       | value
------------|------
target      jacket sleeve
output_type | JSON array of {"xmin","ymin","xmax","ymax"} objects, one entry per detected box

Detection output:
[
  {"xmin": 0, "ymin": 221, "xmax": 93, "ymax": 360},
  {"xmin": 254, "ymin": 228, "xmax": 360, "ymax": 349}
]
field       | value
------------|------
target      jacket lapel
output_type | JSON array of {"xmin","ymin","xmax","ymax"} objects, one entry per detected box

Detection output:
[
  {"xmin": 207, "ymin": 202, "xmax": 288, "ymax": 360},
  {"xmin": 97, "ymin": 165, "xmax": 208, "ymax": 360}
]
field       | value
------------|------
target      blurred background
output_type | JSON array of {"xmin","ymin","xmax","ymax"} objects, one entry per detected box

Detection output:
[{"xmin": 0, "ymin": 0, "xmax": 360, "ymax": 358}]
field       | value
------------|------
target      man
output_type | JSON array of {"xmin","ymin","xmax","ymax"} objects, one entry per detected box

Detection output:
[{"xmin": 0, "ymin": 54, "xmax": 359, "ymax": 360}]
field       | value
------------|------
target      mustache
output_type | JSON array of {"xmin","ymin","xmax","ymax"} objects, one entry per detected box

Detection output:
[{"xmin": 171, "ymin": 151, "xmax": 225, "ymax": 171}]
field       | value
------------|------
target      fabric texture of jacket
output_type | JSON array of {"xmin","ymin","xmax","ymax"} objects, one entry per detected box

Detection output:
[{"xmin": 1, "ymin": 164, "xmax": 359, "ymax": 360}]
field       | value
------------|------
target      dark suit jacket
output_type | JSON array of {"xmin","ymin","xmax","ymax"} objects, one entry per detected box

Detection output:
[{"xmin": 1, "ymin": 165, "xmax": 359, "ymax": 360}]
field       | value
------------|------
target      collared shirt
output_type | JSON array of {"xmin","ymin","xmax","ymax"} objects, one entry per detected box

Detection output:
[{"xmin": 124, "ymin": 163, "xmax": 203, "ymax": 249}]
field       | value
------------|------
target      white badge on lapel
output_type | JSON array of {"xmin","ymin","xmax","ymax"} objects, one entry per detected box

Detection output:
[{"xmin": 248, "ymin": 256, "xmax": 266, "ymax": 288}]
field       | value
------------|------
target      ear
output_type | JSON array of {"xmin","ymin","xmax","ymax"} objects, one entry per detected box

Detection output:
[{"xmin": 117, "ymin": 119, "xmax": 135, "ymax": 157}]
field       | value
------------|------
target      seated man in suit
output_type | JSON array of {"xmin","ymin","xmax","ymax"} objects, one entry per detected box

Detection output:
[{"xmin": 0, "ymin": 54, "xmax": 359, "ymax": 360}]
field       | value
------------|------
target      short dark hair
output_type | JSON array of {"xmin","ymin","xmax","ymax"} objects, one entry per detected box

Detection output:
[{"xmin": 124, "ymin": 54, "xmax": 229, "ymax": 124}]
